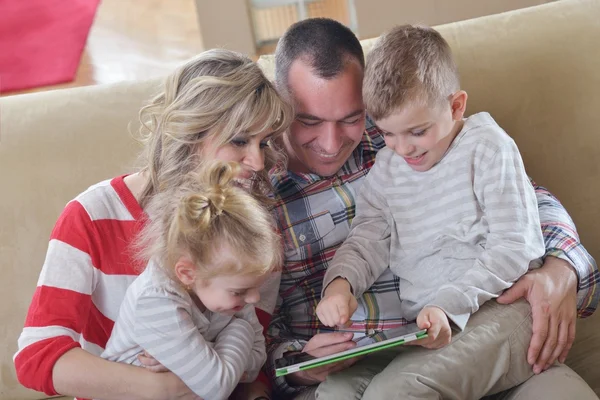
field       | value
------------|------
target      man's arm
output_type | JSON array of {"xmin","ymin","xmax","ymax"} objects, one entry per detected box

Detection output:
[
  {"xmin": 498, "ymin": 180, "xmax": 599, "ymax": 373},
  {"xmin": 533, "ymin": 182, "xmax": 599, "ymax": 316},
  {"xmin": 265, "ymin": 302, "xmax": 356, "ymax": 397}
]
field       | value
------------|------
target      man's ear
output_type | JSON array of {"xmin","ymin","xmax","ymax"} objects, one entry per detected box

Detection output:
[
  {"xmin": 174, "ymin": 257, "xmax": 197, "ymax": 287},
  {"xmin": 451, "ymin": 90, "xmax": 468, "ymax": 121}
]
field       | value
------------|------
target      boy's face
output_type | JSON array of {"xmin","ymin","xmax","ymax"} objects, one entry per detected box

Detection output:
[{"xmin": 374, "ymin": 91, "xmax": 467, "ymax": 172}]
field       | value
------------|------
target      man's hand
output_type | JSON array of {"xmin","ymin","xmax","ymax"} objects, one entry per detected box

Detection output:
[
  {"xmin": 497, "ymin": 256, "xmax": 578, "ymax": 374},
  {"xmin": 316, "ymin": 278, "xmax": 358, "ymax": 327},
  {"xmin": 286, "ymin": 332, "xmax": 357, "ymax": 386},
  {"xmin": 407, "ymin": 306, "xmax": 451, "ymax": 349}
]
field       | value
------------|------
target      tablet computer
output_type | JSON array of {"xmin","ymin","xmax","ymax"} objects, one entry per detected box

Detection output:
[{"xmin": 274, "ymin": 323, "xmax": 427, "ymax": 377}]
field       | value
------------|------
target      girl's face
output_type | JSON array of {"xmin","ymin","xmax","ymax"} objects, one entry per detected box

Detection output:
[
  {"xmin": 199, "ymin": 129, "xmax": 275, "ymax": 186},
  {"xmin": 174, "ymin": 246, "xmax": 270, "ymax": 315},
  {"xmin": 193, "ymin": 273, "xmax": 267, "ymax": 315}
]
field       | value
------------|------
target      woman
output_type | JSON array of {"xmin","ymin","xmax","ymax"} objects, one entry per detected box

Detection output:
[{"xmin": 14, "ymin": 49, "xmax": 293, "ymax": 400}]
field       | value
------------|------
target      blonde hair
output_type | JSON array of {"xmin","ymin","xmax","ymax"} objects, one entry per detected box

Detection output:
[
  {"xmin": 364, "ymin": 25, "xmax": 460, "ymax": 120},
  {"xmin": 136, "ymin": 49, "xmax": 294, "ymax": 208},
  {"xmin": 136, "ymin": 161, "xmax": 282, "ymax": 280}
]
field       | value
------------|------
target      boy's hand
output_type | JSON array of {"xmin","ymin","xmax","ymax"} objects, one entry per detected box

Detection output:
[
  {"xmin": 316, "ymin": 278, "xmax": 357, "ymax": 327},
  {"xmin": 408, "ymin": 306, "xmax": 452, "ymax": 349}
]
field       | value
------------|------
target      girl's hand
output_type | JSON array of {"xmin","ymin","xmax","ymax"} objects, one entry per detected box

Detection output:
[{"xmin": 138, "ymin": 351, "xmax": 170, "ymax": 373}]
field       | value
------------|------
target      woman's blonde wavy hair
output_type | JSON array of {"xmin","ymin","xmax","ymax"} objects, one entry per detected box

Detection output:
[
  {"xmin": 136, "ymin": 161, "xmax": 282, "ymax": 279},
  {"xmin": 136, "ymin": 49, "xmax": 294, "ymax": 208}
]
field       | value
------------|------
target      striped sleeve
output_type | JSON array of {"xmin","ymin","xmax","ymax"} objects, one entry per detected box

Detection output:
[
  {"xmin": 322, "ymin": 158, "xmax": 392, "ymax": 299},
  {"xmin": 133, "ymin": 289, "xmax": 255, "ymax": 400},
  {"xmin": 235, "ymin": 305, "xmax": 267, "ymax": 382},
  {"xmin": 14, "ymin": 200, "xmax": 97, "ymax": 396},
  {"xmin": 532, "ymin": 181, "xmax": 600, "ymax": 317}
]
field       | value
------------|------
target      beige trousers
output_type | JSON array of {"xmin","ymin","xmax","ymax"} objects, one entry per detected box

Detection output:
[{"xmin": 314, "ymin": 299, "xmax": 576, "ymax": 400}]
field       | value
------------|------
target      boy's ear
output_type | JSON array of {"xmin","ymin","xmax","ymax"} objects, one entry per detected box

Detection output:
[
  {"xmin": 450, "ymin": 90, "xmax": 468, "ymax": 121},
  {"xmin": 174, "ymin": 257, "xmax": 197, "ymax": 287}
]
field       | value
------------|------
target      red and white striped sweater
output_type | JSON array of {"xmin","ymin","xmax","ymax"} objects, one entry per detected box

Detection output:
[
  {"xmin": 14, "ymin": 176, "xmax": 274, "ymax": 396},
  {"xmin": 15, "ymin": 176, "xmax": 144, "ymax": 395}
]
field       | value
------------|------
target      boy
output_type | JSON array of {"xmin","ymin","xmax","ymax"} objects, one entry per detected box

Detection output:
[{"xmin": 316, "ymin": 25, "xmax": 545, "ymax": 399}]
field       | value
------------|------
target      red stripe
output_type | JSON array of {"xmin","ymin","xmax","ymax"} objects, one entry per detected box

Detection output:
[
  {"xmin": 51, "ymin": 200, "xmax": 96, "ymax": 258},
  {"xmin": 51, "ymin": 200, "xmax": 144, "ymax": 276},
  {"xmin": 82, "ymin": 302, "xmax": 115, "ymax": 348},
  {"xmin": 255, "ymin": 307, "xmax": 272, "ymax": 336},
  {"xmin": 25, "ymin": 286, "xmax": 116, "ymax": 348},
  {"xmin": 111, "ymin": 175, "xmax": 145, "ymax": 221},
  {"xmin": 25, "ymin": 286, "xmax": 92, "ymax": 331},
  {"xmin": 14, "ymin": 336, "xmax": 80, "ymax": 396},
  {"xmin": 93, "ymin": 218, "xmax": 144, "ymax": 275},
  {"xmin": 254, "ymin": 307, "xmax": 273, "ymax": 390}
]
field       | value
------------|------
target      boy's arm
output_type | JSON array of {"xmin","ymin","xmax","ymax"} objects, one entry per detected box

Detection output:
[
  {"xmin": 428, "ymin": 139, "xmax": 545, "ymax": 330},
  {"xmin": 322, "ymin": 158, "xmax": 392, "ymax": 298}
]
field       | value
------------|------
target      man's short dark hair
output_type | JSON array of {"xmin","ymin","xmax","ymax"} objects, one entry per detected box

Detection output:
[{"xmin": 274, "ymin": 18, "xmax": 364, "ymax": 95}]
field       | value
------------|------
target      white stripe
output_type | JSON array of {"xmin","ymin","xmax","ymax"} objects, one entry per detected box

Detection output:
[
  {"xmin": 15, "ymin": 326, "xmax": 107, "ymax": 361},
  {"xmin": 75, "ymin": 179, "xmax": 135, "ymax": 222},
  {"xmin": 80, "ymin": 336, "xmax": 105, "ymax": 356},
  {"xmin": 15, "ymin": 326, "xmax": 80, "ymax": 360},
  {"xmin": 92, "ymin": 272, "xmax": 137, "ymax": 322},
  {"xmin": 38, "ymin": 240, "xmax": 95, "ymax": 294}
]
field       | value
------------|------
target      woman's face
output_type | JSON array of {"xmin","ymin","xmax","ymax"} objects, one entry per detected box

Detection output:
[{"xmin": 200, "ymin": 130, "xmax": 275, "ymax": 184}]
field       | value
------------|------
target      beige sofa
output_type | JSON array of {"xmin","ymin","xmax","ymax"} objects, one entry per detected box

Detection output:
[{"xmin": 1, "ymin": 0, "xmax": 599, "ymax": 398}]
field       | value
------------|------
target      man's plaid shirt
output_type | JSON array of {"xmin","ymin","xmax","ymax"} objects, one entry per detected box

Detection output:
[{"xmin": 267, "ymin": 119, "xmax": 599, "ymax": 396}]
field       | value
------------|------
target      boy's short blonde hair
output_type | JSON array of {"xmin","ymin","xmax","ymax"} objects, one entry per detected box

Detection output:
[{"xmin": 364, "ymin": 25, "xmax": 460, "ymax": 120}]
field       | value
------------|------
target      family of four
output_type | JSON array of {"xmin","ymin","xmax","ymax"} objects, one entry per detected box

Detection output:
[{"xmin": 15, "ymin": 17, "xmax": 599, "ymax": 400}]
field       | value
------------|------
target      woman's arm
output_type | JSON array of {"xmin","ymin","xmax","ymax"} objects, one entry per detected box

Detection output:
[{"xmin": 53, "ymin": 348, "xmax": 199, "ymax": 400}]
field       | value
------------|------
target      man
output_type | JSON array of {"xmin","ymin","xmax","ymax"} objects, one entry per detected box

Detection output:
[{"xmin": 267, "ymin": 18, "xmax": 599, "ymax": 399}]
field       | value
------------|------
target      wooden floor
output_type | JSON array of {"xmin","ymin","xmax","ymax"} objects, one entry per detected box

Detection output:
[
  {"xmin": 11, "ymin": 0, "xmax": 204, "ymax": 95},
  {"xmin": 9, "ymin": 0, "xmax": 350, "ymax": 96}
]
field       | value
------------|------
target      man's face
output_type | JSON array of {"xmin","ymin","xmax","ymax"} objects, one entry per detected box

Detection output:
[{"xmin": 283, "ymin": 59, "xmax": 366, "ymax": 177}]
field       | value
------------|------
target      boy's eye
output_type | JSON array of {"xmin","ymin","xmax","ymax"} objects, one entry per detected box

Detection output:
[
  {"xmin": 230, "ymin": 290, "xmax": 246, "ymax": 297},
  {"xmin": 411, "ymin": 129, "xmax": 427, "ymax": 137}
]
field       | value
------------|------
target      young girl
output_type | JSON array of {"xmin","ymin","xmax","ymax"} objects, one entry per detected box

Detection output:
[
  {"xmin": 102, "ymin": 161, "xmax": 282, "ymax": 400},
  {"xmin": 14, "ymin": 49, "xmax": 293, "ymax": 400}
]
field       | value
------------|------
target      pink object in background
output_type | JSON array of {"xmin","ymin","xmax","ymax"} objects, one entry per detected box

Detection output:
[{"xmin": 0, "ymin": 0, "xmax": 100, "ymax": 93}]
